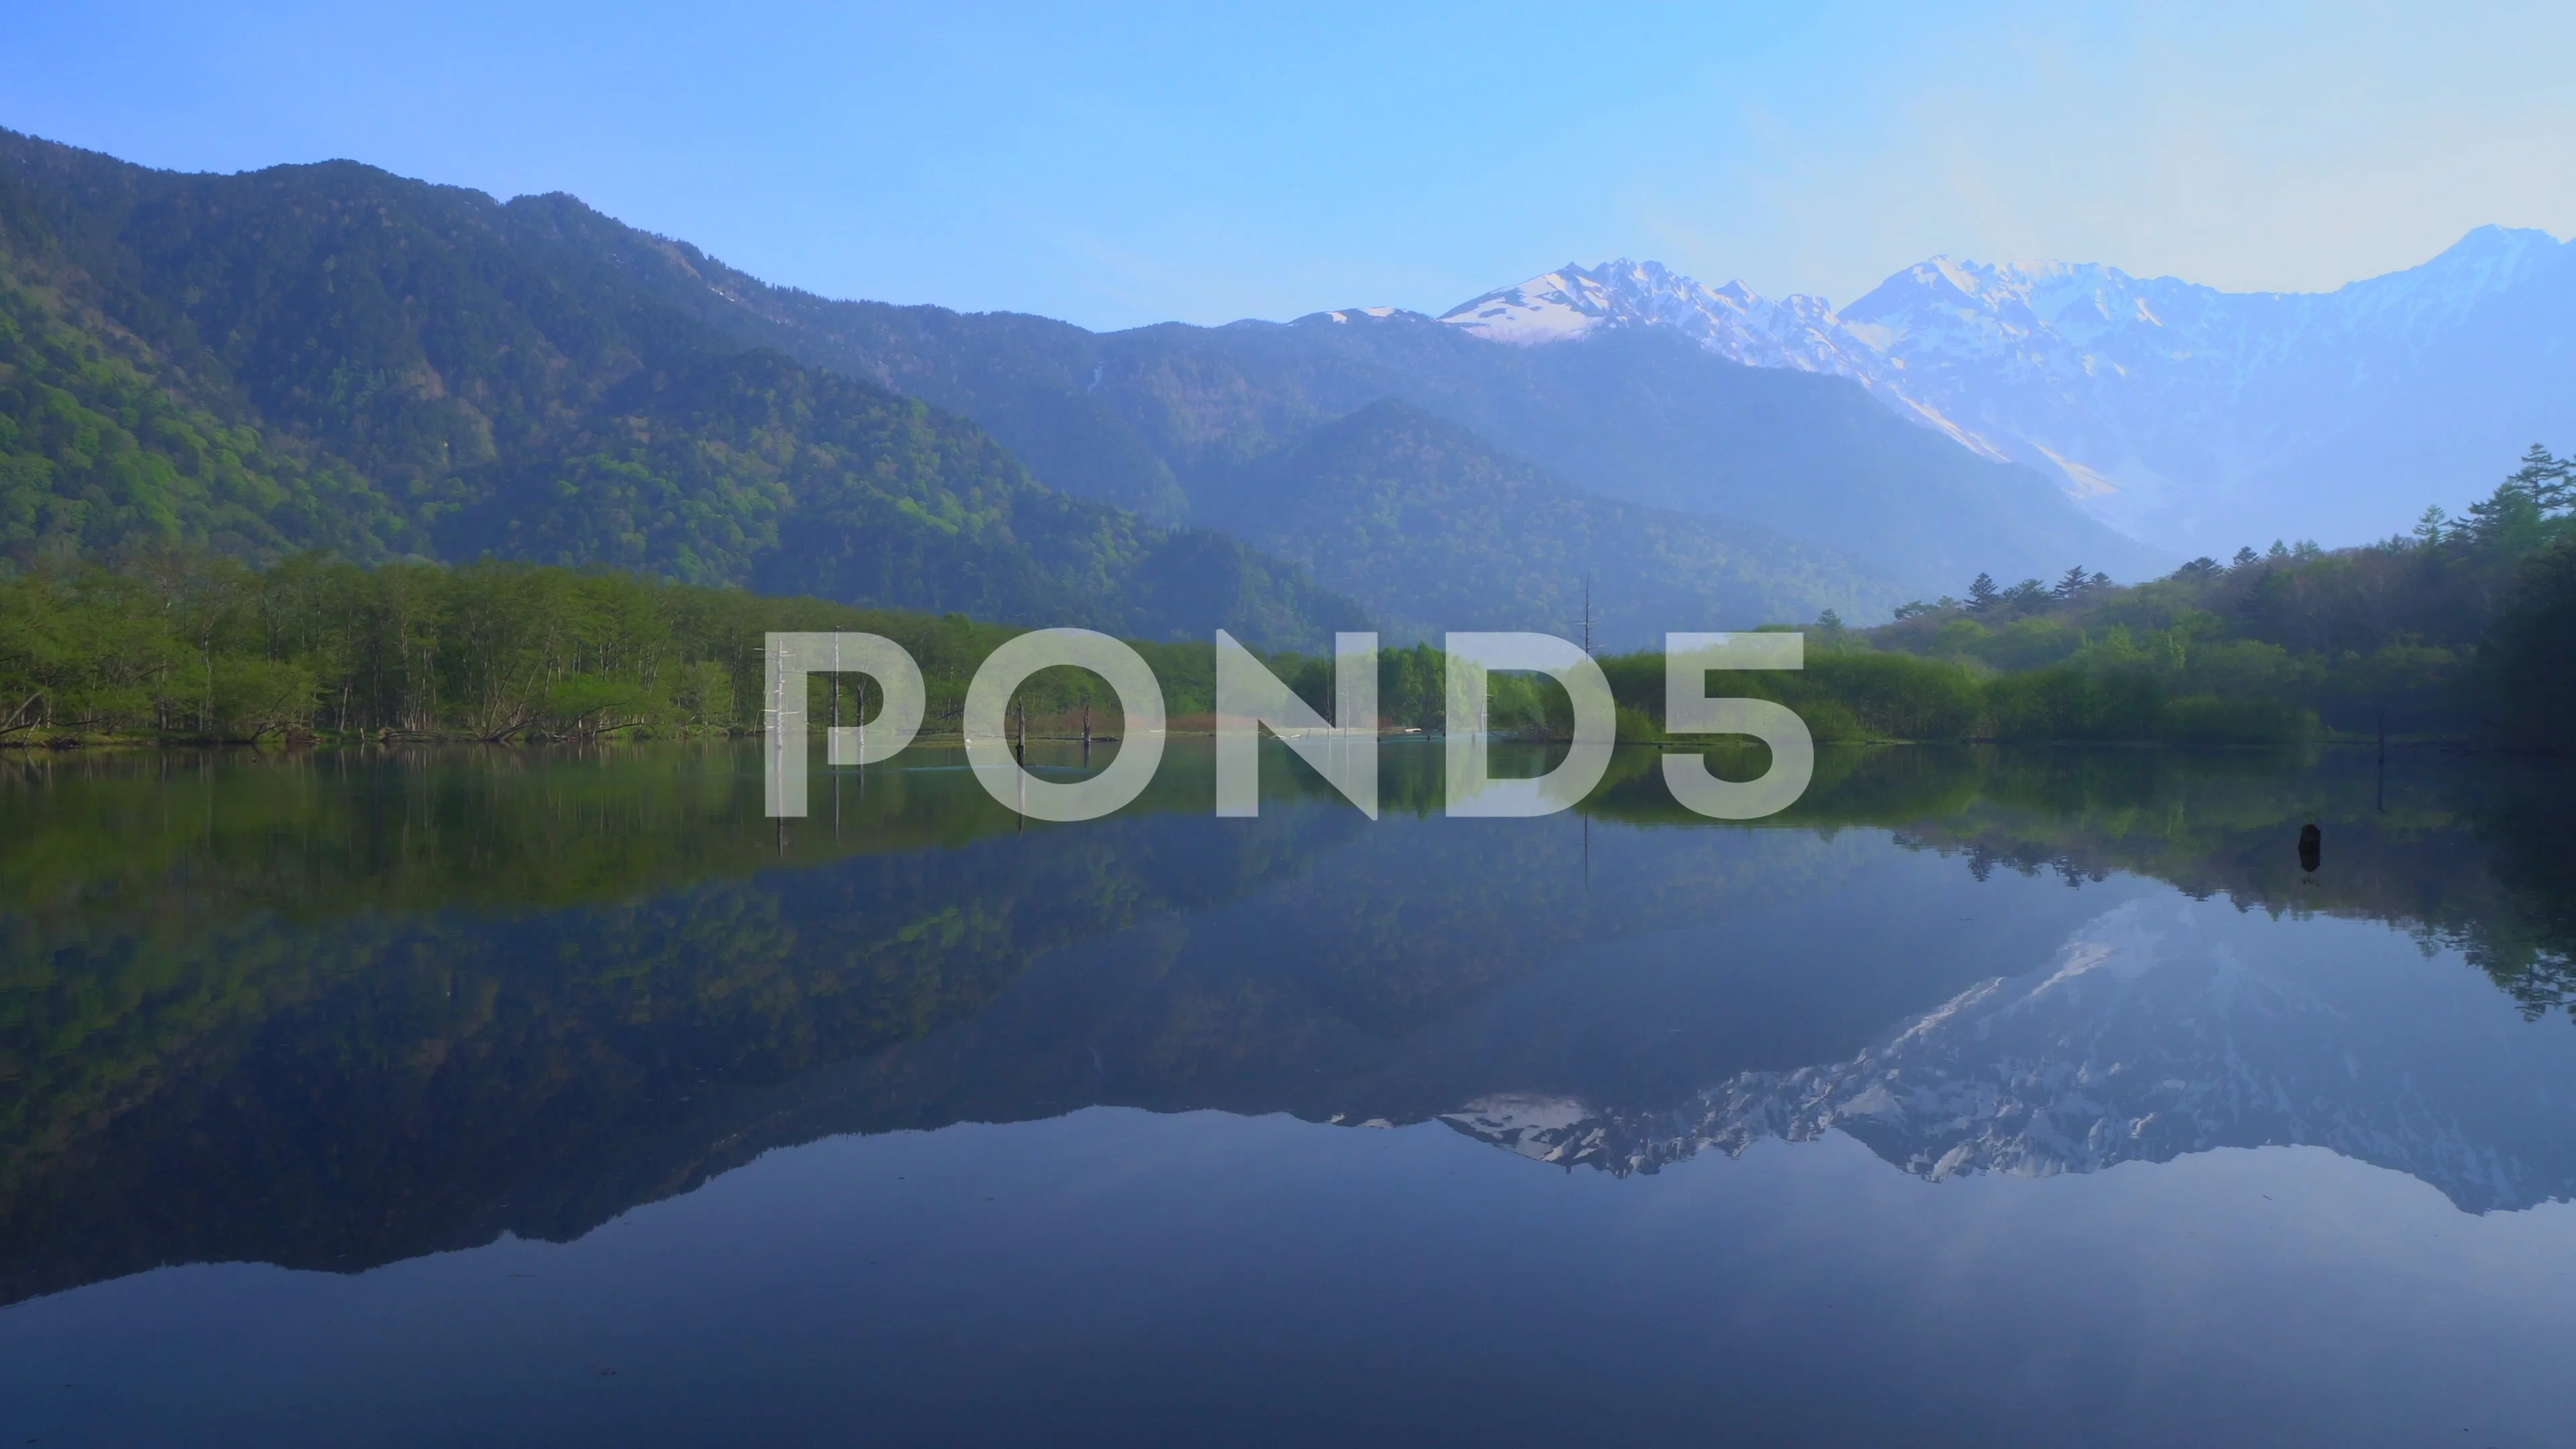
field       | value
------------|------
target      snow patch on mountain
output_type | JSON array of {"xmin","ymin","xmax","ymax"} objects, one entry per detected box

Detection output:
[
  {"xmin": 1438, "ymin": 260, "xmax": 1991, "ymax": 454},
  {"xmin": 1438, "ymin": 230, "xmax": 2576, "ymax": 557}
]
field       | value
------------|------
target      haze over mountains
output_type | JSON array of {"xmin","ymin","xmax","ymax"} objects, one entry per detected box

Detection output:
[
  {"xmin": 4, "ymin": 125, "xmax": 2548, "ymax": 642},
  {"xmin": 1444, "ymin": 231, "xmax": 2576, "ymax": 559},
  {"xmin": 0, "ymin": 129, "xmax": 2173, "ymax": 645},
  {"xmin": 583, "ymin": 215, "xmax": 2165, "ymax": 625}
]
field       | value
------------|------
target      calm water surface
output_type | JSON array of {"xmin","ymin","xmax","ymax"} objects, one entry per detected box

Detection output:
[{"xmin": 4, "ymin": 740, "xmax": 2575, "ymax": 1446}]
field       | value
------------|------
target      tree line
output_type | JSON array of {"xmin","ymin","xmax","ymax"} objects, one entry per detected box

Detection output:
[
  {"xmin": 1848, "ymin": 445, "xmax": 2576, "ymax": 747},
  {"xmin": 0, "ymin": 546, "xmax": 1596, "ymax": 746},
  {"xmin": 0, "ymin": 552, "xmax": 1249, "ymax": 744},
  {"xmin": 7, "ymin": 441, "xmax": 2572, "ymax": 751}
]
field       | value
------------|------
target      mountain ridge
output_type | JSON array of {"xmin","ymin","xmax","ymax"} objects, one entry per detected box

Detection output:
[
  {"xmin": 0, "ymin": 126, "xmax": 2183, "ymax": 631},
  {"xmin": 1439, "ymin": 231, "xmax": 2576, "ymax": 557},
  {"xmin": 568, "ymin": 225, "xmax": 2158, "ymax": 600},
  {"xmin": 1196, "ymin": 398, "xmax": 1904, "ymax": 644},
  {"xmin": 0, "ymin": 129, "xmax": 1363, "ymax": 647}
]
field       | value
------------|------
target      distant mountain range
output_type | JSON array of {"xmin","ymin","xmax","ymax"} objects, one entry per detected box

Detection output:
[
  {"xmin": 38, "ymin": 126, "xmax": 2485, "ymax": 637},
  {"xmin": 607, "ymin": 237, "xmax": 2166, "ymax": 623},
  {"xmin": 1442, "ymin": 231, "xmax": 2576, "ymax": 558}
]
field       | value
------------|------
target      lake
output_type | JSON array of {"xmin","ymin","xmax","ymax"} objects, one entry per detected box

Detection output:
[{"xmin": 3, "ymin": 739, "xmax": 2575, "ymax": 1446}]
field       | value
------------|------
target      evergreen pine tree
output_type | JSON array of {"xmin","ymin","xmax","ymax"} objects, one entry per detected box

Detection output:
[{"xmin": 2507, "ymin": 443, "xmax": 2569, "ymax": 514}]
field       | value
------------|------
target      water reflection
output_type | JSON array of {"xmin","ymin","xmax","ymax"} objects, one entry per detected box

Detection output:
[
  {"xmin": 2, "ymin": 741, "xmax": 2573, "ymax": 1310},
  {"xmin": 1455, "ymin": 896, "xmax": 2576, "ymax": 1211}
]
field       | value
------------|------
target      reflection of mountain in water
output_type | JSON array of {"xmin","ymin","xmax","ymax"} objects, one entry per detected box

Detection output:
[
  {"xmin": 1448, "ymin": 897, "xmax": 2576, "ymax": 1212},
  {"xmin": 7, "ymin": 744, "xmax": 2576, "ymax": 1307}
]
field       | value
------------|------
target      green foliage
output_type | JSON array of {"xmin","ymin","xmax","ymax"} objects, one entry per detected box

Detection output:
[
  {"xmin": 1596, "ymin": 638, "xmax": 2273, "ymax": 745},
  {"xmin": 1978, "ymin": 665, "xmax": 2157, "ymax": 741},
  {"xmin": 1858, "ymin": 445, "xmax": 2576, "ymax": 743},
  {"xmin": 0, "ymin": 551, "xmax": 1252, "ymax": 743},
  {"xmin": 631, "ymin": 238, "xmax": 2163, "ymax": 601},
  {"xmin": 0, "ymin": 258, "xmax": 401, "ymax": 559},
  {"xmin": 1195, "ymin": 398, "xmax": 1895, "ymax": 646},
  {"xmin": 2485, "ymin": 536, "xmax": 2576, "ymax": 750},
  {"xmin": 1805, "ymin": 653, "xmax": 1986, "ymax": 739},
  {"xmin": 0, "ymin": 131, "xmax": 1360, "ymax": 649}
]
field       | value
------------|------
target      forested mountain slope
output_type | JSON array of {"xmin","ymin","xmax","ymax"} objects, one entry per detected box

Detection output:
[
  {"xmin": 1196, "ymin": 399, "xmax": 1900, "ymax": 645},
  {"xmin": 0, "ymin": 130, "xmax": 1359, "ymax": 646},
  {"xmin": 540, "ymin": 211, "xmax": 2162, "ymax": 598},
  {"xmin": 0, "ymin": 126, "xmax": 2157, "ymax": 636}
]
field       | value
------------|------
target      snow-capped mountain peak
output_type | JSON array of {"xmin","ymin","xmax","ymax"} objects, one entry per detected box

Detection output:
[
  {"xmin": 1434, "ymin": 229, "xmax": 2576, "ymax": 557},
  {"xmin": 1436, "ymin": 264, "xmax": 1619, "ymax": 343},
  {"xmin": 1439, "ymin": 258, "xmax": 1855, "ymax": 368},
  {"xmin": 1437, "ymin": 258, "xmax": 1989, "ymax": 453}
]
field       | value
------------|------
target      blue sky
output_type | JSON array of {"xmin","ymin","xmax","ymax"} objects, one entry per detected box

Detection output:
[{"xmin": 7, "ymin": 1, "xmax": 2572, "ymax": 329}]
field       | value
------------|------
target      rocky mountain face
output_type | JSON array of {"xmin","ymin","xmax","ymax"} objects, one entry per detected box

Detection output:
[
  {"xmin": 1442, "ymin": 231, "xmax": 2576, "ymax": 559},
  {"xmin": 1439, "ymin": 259, "xmax": 1964, "ymax": 439}
]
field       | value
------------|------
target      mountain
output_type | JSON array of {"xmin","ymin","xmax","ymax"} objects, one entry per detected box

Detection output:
[
  {"xmin": 1193, "ymin": 399, "xmax": 1901, "ymax": 644},
  {"xmin": 1440, "ymin": 258, "xmax": 1959, "ymax": 438},
  {"xmin": 509, "ymin": 215, "xmax": 2161, "ymax": 604},
  {"xmin": 0, "ymin": 130, "xmax": 1360, "ymax": 646},
  {"xmin": 0, "ymin": 126, "xmax": 2181, "ymax": 631},
  {"xmin": 1444, "ymin": 237, "xmax": 2576, "ymax": 559}
]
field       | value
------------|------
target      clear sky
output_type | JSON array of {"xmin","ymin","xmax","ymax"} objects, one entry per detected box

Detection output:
[{"xmin": 7, "ymin": 1, "xmax": 2572, "ymax": 330}]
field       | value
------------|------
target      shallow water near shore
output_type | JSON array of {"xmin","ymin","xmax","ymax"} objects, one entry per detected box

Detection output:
[{"xmin": 5, "ymin": 739, "xmax": 2575, "ymax": 1446}]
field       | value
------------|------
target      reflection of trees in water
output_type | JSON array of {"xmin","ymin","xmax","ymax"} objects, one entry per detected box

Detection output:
[
  {"xmin": 5, "ymin": 741, "xmax": 2575, "ymax": 1303},
  {"xmin": 0, "ymin": 745, "xmax": 1361, "ymax": 1305},
  {"xmin": 2454, "ymin": 771, "xmax": 2576, "ymax": 1019},
  {"xmin": 1741, "ymin": 744, "xmax": 2576, "ymax": 1026}
]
